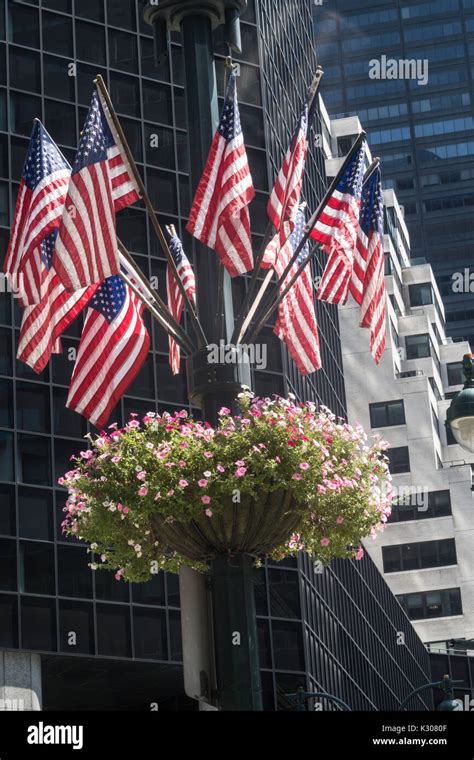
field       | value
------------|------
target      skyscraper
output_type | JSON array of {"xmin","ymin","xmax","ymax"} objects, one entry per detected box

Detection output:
[
  {"xmin": 0, "ymin": 0, "xmax": 431, "ymax": 711},
  {"xmin": 314, "ymin": 0, "xmax": 474, "ymax": 345}
]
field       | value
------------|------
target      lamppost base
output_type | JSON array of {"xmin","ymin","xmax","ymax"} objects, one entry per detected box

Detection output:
[{"xmin": 144, "ymin": 0, "xmax": 247, "ymax": 32}]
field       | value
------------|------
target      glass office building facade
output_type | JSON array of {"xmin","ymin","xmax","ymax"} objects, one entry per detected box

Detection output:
[
  {"xmin": 0, "ymin": 0, "xmax": 431, "ymax": 710},
  {"xmin": 314, "ymin": 0, "xmax": 474, "ymax": 345}
]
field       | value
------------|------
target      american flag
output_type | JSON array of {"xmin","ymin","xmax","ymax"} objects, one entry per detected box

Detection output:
[
  {"xmin": 358, "ymin": 168, "xmax": 386, "ymax": 364},
  {"xmin": 311, "ymin": 142, "xmax": 366, "ymax": 305},
  {"xmin": 67, "ymin": 273, "xmax": 150, "ymax": 428},
  {"xmin": 186, "ymin": 69, "xmax": 255, "ymax": 277},
  {"xmin": 267, "ymin": 105, "xmax": 308, "ymax": 231},
  {"xmin": 17, "ymin": 231, "xmax": 98, "ymax": 373},
  {"xmin": 262, "ymin": 210, "xmax": 321, "ymax": 375},
  {"xmin": 53, "ymin": 89, "xmax": 140, "ymax": 291},
  {"xmin": 166, "ymin": 233, "xmax": 196, "ymax": 375},
  {"xmin": 4, "ymin": 120, "xmax": 70, "ymax": 305}
]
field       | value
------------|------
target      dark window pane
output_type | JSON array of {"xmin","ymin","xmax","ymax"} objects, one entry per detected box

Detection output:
[
  {"xmin": 0, "ymin": 594, "xmax": 18, "ymax": 648},
  {"xmin": 75, "ymin": 20, "xmax": 106, "ymax": 65},
  {"xmin": 0, "ymin": 484, "xmax": 15, "ymax": 536},
  {"xmin": 406, "ymin": 334, "xmax": 430, "ymax": 360},
  {"xmin": 20, "ymin": 541, "xmax": 55, "ymax": 595},
  {"xmin": 21, "ymin": 597, "xmax": 57, "ymax": 651},
  {"xmin": 402, "ymin": 543, "xmax": 419, "ymax": 570},
  {"xmin": 133, "ymin": 607, "xmax": 168, "ymax": 660},
  {"xmin": 147, "ymin": 168, "xmax": 177, "ymax": 215},
  {"xmin": 108, "ymin": 29, "xmax": 138, "ymax": 73},
  {"xmin": 109, "ymin": 72, "xmax": 140, "ymax": 118},
  {"xmin": 43, "ymin": 54, "xmax": 75, "ymax": 101},
  {"xmin": 116, "ymin": 207, "xmax": 147, "ymax": 255},
  {"xmin": 0, "ymin": 134, "xmax": 7, "ymax": 178},
  {"xmin": 107, "ymin": 0, "xmax": 136, "ymax": 30},
  {"xmin": 0, "ymin": 377, "xmax": 13, "ymax": 427},
  {"xmin": 121, "ymin": 117, "xmax": 143, "ymax": 162},
  {"xmin": 155, "ymin": 354, "xmax": 187, "ymax": 403},
  {"xmin": 10, "ymin": 92, "xmax": 42, "ymax": 137},
  {"xmin": 10, "ymin": 137, "xmax": 29, "ymax": 183},
  {"xmin": 8, "ymin": 4, "xmax": 39, "ymax": 48},
  {"xmin": 166, "ymin": 572, "xmax": 180, "ymax": 607},
  {"xmin": 0, "ymin": 90, "xmax": 6, "ymax": 132},
  {"xmin": 257, "ymin": 618, "xmax": 272, "ymax": 668},
  {"xmin": 382, "ymin": 545, "xmax": 400, "ymax": 573},
  {"xmin": 19, "ymin": 487, "xmax": 54, "ymax": 541},
  {"xmin": 439, "ymin": 538, "xmax": 457, "ymax": 566},
  {"xmin": 387, "ymin": 446, "xmax": 410, "ymax": 474},
  {"xmin": 132, "ymin": 573, "xmax": 165, "ymax": 606},
  {"xmin": 59, "ymin": 600, "xmax": 94, "ymax": 655},
  {"xmin": 272, "ymin": 621, "xmax": 305, "ymax": 671},
  {"xmin": 51, "ymin": 337, "xmax": 78, "ymax": 385},
  {"xmin": 16, "ymin": 381, "xmax": 50, "ymax": 433},
  {"xmin": 169, "ymin": 610, "xmax": 182, "ymax": 661},
  {"xmin": 254, "ymin": 567, "xmax": 268, "ymax": 615},
  {"xmin": 0, "ymin": 431, "xmax": 14, "ymax": 481},
  {"xmin": 57, "ymin": 546, "xmax": 93, "ymax": 599},
  {"xmin": 143, "ymin": 81, "xmax": 172, "ymax": 125},
  {"xmin": 447, "ymin": 362, "xmax": 464, "ymax": 386},
  {"xmin": 96, "ymin": 603, "xmax": 131, "ymax": 657},
  {"xmin": 76, "ymin": 0, "xmax": 104, "ymax": 22},
  {"xmin": 45, "ymin": 99, "xmax": 76, "ymax": 147},
  {"xmin": 144, "ymin": 124, "xmax": 175, "ymax": 169},
  {"xmin": 0, "ymin": 538, "xmax": 16, "ymax": 591},
  {"xmin": 95, "ymin": 569, "xmax": 130, "ymax": 602},
  {"xmin": 140, "ymin": 36, "xmax": 170, "ymax": 82},
  {"xmin": 42, "ymin": 11, "xmax": 73, "ymax": 56},
  {"xmin": 53, "ymin": 387, "xmax": 87, "ymax": 438},
  {"xmin": 9, "ymin": 47, "xmax": 40, "ymax": 93},
  {"xmin": 269, "ymin": 570, "xmax": 301, "ymax": 618},
  {"xmin": 77, "ymin": 63, "xmax": 106, "ymax": 106}
]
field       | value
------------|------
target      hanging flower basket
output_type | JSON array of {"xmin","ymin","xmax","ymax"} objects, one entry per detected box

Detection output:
[{"xmin": 61, "ymin": 392, "xmax": 394, "ymax": 582}]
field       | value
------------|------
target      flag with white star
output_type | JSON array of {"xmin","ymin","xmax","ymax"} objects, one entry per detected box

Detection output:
[
  {"xmin": 53, "ymin": 88, "xmax": 140, "ymax": 291},
  {"xmin": 4, "ymin": 119, "xmax": 71, "ymax": 305},
  {"xmin": 66, "ymin": 272, "xmax": 150, "ymax": 428},
  {"xmin": 262, "ymin": 209, "xmax": 321, "ymax": 375},
  {"xmin": 186, "ymin": 68, "xmax": 255, "ymax": 277},
  {"xmin": 357, "ymin": 167, "xmax": 386, "ymax": 364},
  {"xmin": 311, "ymin": 141, "xmax": 367, "ymax": 305}
]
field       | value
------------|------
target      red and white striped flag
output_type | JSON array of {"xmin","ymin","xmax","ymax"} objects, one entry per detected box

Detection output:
[
  {"xmin": 53, "ymin": 89, "xmax": 140, "ymax": 291},
  {"xmin": 66, "ymin": 273, "xmax": 150, "ymax": 428},
  {"xmin": 311, "ymin": 142, "xmax": 366, "ymax": 305},
  {"xmin": 262, "ymin": 210, "xmax": 321, "ymax": 375},
  {"xmin": 267, "ymin": 105, "xmax": 308, "ymax": 231},
  {"xmin": 358, "ymin": 168, "xmax": 386, "ymax": 364},
  {"xmin": 186, "ymin": 69, "xmax": 255, "ymax": 277},
  {"xmin": 4, "ymin": 120, "xmax": 70, "ymax": 305},
  {"xmin": 17, "ymin": 231, "xmax": 98, "ymax": 373},
  {"xmin": 166, "ymin": 233, "xmax": 196, "ymax": 375}
]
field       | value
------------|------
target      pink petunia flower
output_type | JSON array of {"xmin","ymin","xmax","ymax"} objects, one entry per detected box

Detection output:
[
  {"xmin": 292, "ymin": 473, "xmax": 302, "ymax": 481},
  {"xmin": 204, "ymin": 451, "xmax": 213, "ymax": 458},
  {"xmin": 300, "ymin": 462, "xmax": 310, "ymax": 471},
  {"xmin": 138, "ymin": 486, "xmax": 148, "ymax": 497},
  {"xmin": 205, "ymin": 508, "xmax": 213, "ymax": 517},
  {"xmin": 217, "ymin": 464, "xmax": 225, "ymax": 473},
  {"xmin": 198, "ymin": 479, "xmax": 208, "ymax": 488},
  {"xmin": 201, "ymin": 495, "xmax": 211, "ymax": 505},
  {"xmin": 235, "ymin": 467, "xmax": 247, "ymax": 477},
  {"xmin": 137, "ymin": 470, "xmax": 146, "ymax": 480},
  {"xmin": 179, "ymin": 479, "xmax": 188, "ymax": 488},
  {"xmin": 320, "ymin": 537, "xmax": 330, "ymax": 547},
  {"xmin": 336, "ymin": 516, "xmax": 344, "ymax": 524},
  {"xmin": 355, "ymin": 547, "xmax": 364, "ymax": 561}
]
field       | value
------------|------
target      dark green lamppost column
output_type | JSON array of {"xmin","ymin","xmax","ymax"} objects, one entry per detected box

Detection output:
[{"xmin": 144, "ymin": 0, "xmax": 262, "ymax": 711}]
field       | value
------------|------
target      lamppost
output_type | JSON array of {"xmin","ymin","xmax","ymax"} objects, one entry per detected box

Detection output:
[
  {"xmin": 445, "ymin": 354, "xmax": 474, "ymax": 452},
  {"xmin": 286, "ymin": 686, "xmax": 352, "ymax": 712},
  {"xmin": 399, "ymin": 675, "xmax": 464, "ymax": 712},
  {"xmin": 144, "ymin": 0, "xmax": 262, "ymax": 712}
]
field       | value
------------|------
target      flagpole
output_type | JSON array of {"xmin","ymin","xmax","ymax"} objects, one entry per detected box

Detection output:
[
  {"xmin": 229, "ymin": 66, "xmax": 324, "ymax": 346},
  {"xmin": 117, "ymin": 240, "xmax": 195, "ymax": 354},
  {"xmin": 234, "ymin": 202, "xmax": 307, "ymax": 345},
  {"xmin": 94, "ymin": 75, "xmax": 207, "ymax": 349},
  {"xmin": 245, "ymin": 155, "xmax": 380, "ymax": 348}
]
